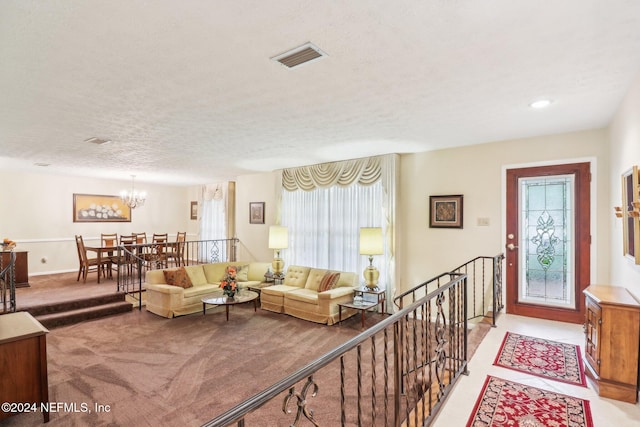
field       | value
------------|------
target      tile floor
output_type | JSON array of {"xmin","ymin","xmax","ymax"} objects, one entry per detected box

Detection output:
[{"xmin": 432, "ymin": 314, "xmax": 640, "ymax": 427}]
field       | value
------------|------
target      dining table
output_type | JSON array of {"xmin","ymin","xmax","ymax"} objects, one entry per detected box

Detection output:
[{"xmin": 85, "ymin": 238, "xmax": 181, "ymax": 283}]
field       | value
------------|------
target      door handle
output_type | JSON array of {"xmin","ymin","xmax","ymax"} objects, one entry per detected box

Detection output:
[{"xmin": 506, "ymin": 243, "xmax": 519, "ymax": 251}]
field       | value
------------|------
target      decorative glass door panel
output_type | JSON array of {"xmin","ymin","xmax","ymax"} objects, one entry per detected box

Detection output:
[
  {"xmin": 505, "ymin": 162, "xmax": 589, "ymax": 324},
  {"xmin": 518, "ymin": 174, "xmax": 575, "ymax": 309}
]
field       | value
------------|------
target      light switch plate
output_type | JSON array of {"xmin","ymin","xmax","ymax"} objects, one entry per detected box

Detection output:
[{"xmin": 477, "ymin": 217, "xmax": 490, "ymax": 226}]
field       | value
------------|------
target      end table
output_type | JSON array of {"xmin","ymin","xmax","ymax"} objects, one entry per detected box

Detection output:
[
  {"xmin": 356, "ymin": 287, "xmax": 386, "ymax": 314},
  {"xmin": 338, "ymin": 300, "xmax": 378, "ymax": 329}
]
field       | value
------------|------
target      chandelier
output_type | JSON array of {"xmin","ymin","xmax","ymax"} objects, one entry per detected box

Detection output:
[{"xmin": 120, "ymin": 175, "xmax": 146, "ymax": 209}]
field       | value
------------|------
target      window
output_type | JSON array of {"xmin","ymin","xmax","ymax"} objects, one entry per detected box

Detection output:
[{"xmin": 281, "ymin": 181, "xmax": 384, "ymax": 279}]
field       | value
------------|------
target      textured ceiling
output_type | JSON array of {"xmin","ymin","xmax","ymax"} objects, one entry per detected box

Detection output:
[{"xmin": 1, "ymin": 0, "xmax": 640, "ymax": 185}]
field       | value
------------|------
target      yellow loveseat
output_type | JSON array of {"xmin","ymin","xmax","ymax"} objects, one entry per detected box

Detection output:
[
  {"xmin": 260, "ymin": 265, "xmax": 358, "ymax": 325},
  {"xmin": 145, "ymin": 261, "xmax": 271, "ymax": 318}
]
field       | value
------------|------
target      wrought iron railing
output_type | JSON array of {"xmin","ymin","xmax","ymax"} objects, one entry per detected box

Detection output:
[
  {"xmin": 202, "ymin": 271, "xmax": 469, "ymax": 427},
  {"xmin": 450, "ymin": 253, "xmax": 505, "ymax": 326},
  {"xmin": 0, "ymin": 250, "xmax": 17, "ymax": 314},
  {"xmin": 115, "ymin": 239, "xmax": 239, "ymax": 308},
  {"xmin": 394, "ymin": 254, "xmax": 504, "ymax": 326}
]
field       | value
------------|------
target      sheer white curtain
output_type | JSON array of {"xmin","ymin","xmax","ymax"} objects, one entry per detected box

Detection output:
[
  {"xmin": 280, "ymin": 154, "xmax": 398, "ymax": 312},
  {"xmin": 281, "ymin": 182, "xmax": 383, "ymax": 275},
  {"xmin": 199, "ymin": 181, "xmax": 236, "ymax": 262},
  {"xmin": 199, "ymin": 184, "xmax": 226, "ymax": 261}
]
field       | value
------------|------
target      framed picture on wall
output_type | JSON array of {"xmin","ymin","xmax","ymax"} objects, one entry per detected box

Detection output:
[
  {"xmin": 621, "ymin": 166, "xmax": 640, "ymax": 263},
  {"xmin": 190, "ymin": 201, "xmax": 198, "ymax": 220},
  {"xmin": 249, "ymin": 202, "xmax": 265, "ymax": 224},
  {"xmin": 73, "ymin": 194, "xmax": 132, "ymax": 222},
  {"xmin": 429, "ymin": 195, "xmax": 463, "ymax": 228}
]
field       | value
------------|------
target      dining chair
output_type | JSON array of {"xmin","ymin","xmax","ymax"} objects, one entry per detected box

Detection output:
[
  {"xmin": 133, "ymin": 232, "xmax": 150, "ymax": 260},
  {"xmin": 100, "ymin": 233, "xmax": 119, "ymax": 277},
  {"xmin": 101, "ymin": 233, "xmax": 118, "ymax": 248},
  {"xmin": 133, "ymin": 232, "xmax": 147, "ymax": 244},
  {"xmin": 151, "ymin": 233, "xmax": 169, "ymax": 268},
  {"xmin": 166, "ymin": 232, "xmax": 187, "ymax": 267},
  {"xmin": 75, "ymin": 235, "xmax": 108, "ymax": 283},
  {"xmin": 115, "ymin": 234, "xmax": 138, "ymax": 276}
]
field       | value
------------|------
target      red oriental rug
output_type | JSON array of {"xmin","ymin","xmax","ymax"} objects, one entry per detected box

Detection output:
[
  {"xmin": 493, "ymin": 332, "xmax": 587, "ymax": 387},
  {"xmin": 466, "ymin": 376, "xmax": 593, "ymax": 427}
]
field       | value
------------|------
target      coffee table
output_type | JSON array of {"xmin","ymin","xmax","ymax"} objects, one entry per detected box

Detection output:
[{"xmin": 201, "ymin": 291, "xmax": 259, "ymax": 321}]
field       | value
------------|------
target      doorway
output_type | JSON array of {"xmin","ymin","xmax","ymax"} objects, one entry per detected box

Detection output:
[{"xmin": 505, "ymin": 162, "xmax": 590, "ymax": 324}]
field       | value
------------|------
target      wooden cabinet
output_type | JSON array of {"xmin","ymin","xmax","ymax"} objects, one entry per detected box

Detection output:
[
  {"xmin": 583, "ymin": 285, "xmax": 640, "ymax": 403},
  {"xmin": 1, "ymin": 251, "xmax": 29, "ymax": 287},
  {"xmin": 0, "ymin": 312, "xmax": 49, "ymax": 422}
]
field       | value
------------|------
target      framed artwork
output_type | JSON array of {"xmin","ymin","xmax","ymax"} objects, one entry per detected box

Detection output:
[
  {"xmin": 190, "ymin": 201, "xmax": 198, "ymax": 220},
  {"xmin": 620, "ymin": 166, "xmax": 640, "ymax": 263},
  {"xmin": 73, "ymin": 194, "xmax": 132, "ymax": 223},
  {"xmin": 249, "ymin": 202, "xmax": 265, "ymax": 224},
  {"xmin": 429, "ymin": 195, "xmax": 463, "ymax": 229}
]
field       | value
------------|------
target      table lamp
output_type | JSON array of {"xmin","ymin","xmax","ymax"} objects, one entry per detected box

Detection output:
[
  {"xmin": 360, "ymin": 227, "xmax": 383, "ymax": 289},
  {"xmin": 268, "ymin": 226, "xmax": 288, "ymax": 275}
]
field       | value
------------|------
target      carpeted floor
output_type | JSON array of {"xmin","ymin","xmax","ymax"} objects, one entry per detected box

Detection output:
[
  {"xmin": 16, "ymin": 272, "xmax": 122, "ymax": 310},
  {"xmin": 3, "ymin": 273, "xmax": 492, "ymax": 427}
]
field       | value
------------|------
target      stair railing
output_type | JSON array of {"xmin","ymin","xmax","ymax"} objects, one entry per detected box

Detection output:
[
  {"xmin": 115, "ymin": 238, "xmax": 240, "ymax": 308},
  {"xmin": 202, "ymin": 271, "xmax": 469, "ymax": 427},
  {"xmin": 449, "ymin": 253, "xmax": 505, "ymax": 326},
  {"xmin": 394, "ymin": 253, "xmax": 504, "ymax": 326},
  {"xmin": 1, "ymin": 250, "xmax": 17, "ymax": 314}
]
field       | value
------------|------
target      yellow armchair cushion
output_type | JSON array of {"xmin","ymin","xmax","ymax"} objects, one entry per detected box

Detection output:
[
  {"xmin": 203, "ymin": 263, "xmax": 230, "ymax": 283},
  {"xmin": 283, "ymin": 265, "xmax": 311, "ymax": 288},
  {"xmin": 304, "ymin": 268, "xmax": 329, "ymax": 291},
  {"xmin": 184, "ymin": 265, "xmax": 207, "ymax": 286}
]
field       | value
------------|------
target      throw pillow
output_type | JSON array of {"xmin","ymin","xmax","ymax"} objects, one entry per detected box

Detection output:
[
  {"xmin": 225, "ymin": 264, "xmax": 249, "ymax": 282},
  {"xmin": 163, "ymin": 267, "xmax": 193, "ymax": 288},
  {"xmin": 318, "ymin": 272, "xmax": 340, "ymax": 292}
]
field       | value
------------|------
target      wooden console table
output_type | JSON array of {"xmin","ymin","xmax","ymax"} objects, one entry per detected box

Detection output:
[
  {"xmin": 0, "ymin": 312, "xmax": 50, "ymax": 422},
  {"xmin": 1, "ymin": 251, "xmax": 30, "ymax": 288},
  {"xmin": 583, "ymin": 285, "xmax": 640, "ymax": 403}
]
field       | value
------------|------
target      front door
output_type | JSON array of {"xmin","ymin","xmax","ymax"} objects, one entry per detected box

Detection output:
[{"xmin": 505, "ymin": 162, "xmax": 590, "ymax": 324}]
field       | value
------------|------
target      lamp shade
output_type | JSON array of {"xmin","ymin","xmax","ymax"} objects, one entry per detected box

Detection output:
[
  {"xmin": 359, "ymin": 227, "xmax": 383, "ymax": 255},
  {"xmin": 268, "ymin": 226, "xmax": 288, "ymax": 249}
]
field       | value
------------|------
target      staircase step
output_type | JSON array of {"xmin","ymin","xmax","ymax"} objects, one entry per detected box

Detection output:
[
  {"xmin": 23, "ymin": 293, "xmax": 126, "ymax": 316},
  {"xmin": 35, "ymin": 301, "xmax": 133, "ymax": 329}
]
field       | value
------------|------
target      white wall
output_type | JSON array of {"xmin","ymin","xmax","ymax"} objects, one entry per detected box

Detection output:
[
  {"xmin": 608, "ymin": 71, "xmax": 640, "ymax": 300},
  {"xmin": 234, "ymin": 171, "xmax": 280, "ymax": 262},
  {"xmin": 1, "ymin": 129, "xmax": 617, "ymax": 292},
  {"xmin": 230, "ymin": 130, "xmax": 609, "ymax": 297},
  {"xmin": 0, "ymin": 170, "xmax": 193, "ymax": 274},
  {"xmin": 398, "ymin": 128, "xmax": 610, "ymax": 294}
]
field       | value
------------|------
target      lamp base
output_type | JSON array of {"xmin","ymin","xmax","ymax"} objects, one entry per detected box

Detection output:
[
  {"xmin": 272, "ymin": 257, "xmax": 285, "ymax": 275},
  {"xmin": 363, "ymin": 265, "xmax": 379, "ymax": 290}
]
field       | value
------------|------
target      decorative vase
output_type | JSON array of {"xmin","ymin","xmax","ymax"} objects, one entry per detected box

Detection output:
[{"xmin": 224, "ymin": 290, "xmax": 235, "ymax": 299}]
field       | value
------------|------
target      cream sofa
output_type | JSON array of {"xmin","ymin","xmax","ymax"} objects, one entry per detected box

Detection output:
[
  {"xmin": 260, "ymin": 265, "xmax": 358, "ymax": 325},
  {"xmin": 145, "ymin": 261, "xmax": 271, "ymax": 318}
]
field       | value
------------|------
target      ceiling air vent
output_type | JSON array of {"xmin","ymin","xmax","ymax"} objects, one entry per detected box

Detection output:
[{"xmin": 271, "ymin": 42, "xmax": 327, "ymax": 69}]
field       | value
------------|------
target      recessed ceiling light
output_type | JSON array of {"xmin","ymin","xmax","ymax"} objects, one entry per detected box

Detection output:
[
  {"xmin": 34, "ymin": 162, "xmax": 50, "ymax": 167},
  {"xmin": 529, "ymin": 99, "xmax": 553, "ymax": 109}
]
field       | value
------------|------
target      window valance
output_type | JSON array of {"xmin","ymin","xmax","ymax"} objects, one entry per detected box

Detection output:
[{"xmin": 282, "ymin": 156, "xmax": 382, "ymax": 191}]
